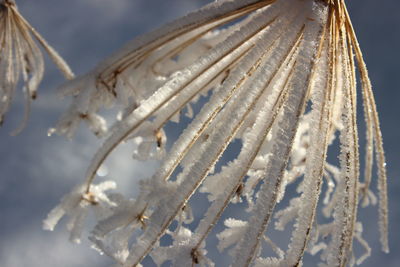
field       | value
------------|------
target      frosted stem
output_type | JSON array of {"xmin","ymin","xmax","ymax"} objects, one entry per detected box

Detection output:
[
  {"xmin": 153, "ymin": 0, "xmax": 293, "ymax": 182},
  {"xmin": 344, "ymin": 4, "xmax": 389, "ymax": 253},
  {"xmin": 124, "ymin": 6, "xmax": 310, "ymax": 267},
  {"xmin": 10, "ymin": 5, "xmax": 74, "ymax": 79},
  {"xmin": 232, "ymin": 4, "xmax": 327, "ymax": 266},
  {"xmin": 97, "ymin": 0, "xmax": 276, "ymax": 83},
  {"xmin": 192, "ymin": 4, "xmax": 304, "ymax": 249},
  {"xmin": 83, "ymin": 0, "xmax": 284, "ymax": 192}
]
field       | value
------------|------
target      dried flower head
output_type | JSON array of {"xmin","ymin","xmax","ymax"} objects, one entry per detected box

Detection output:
[
  {"xmin": 0, "ymin": 0, "xmax": 73, "ymax": 134},
  {"xmin": 46, "ymin": 0, "xmax": 388, "ymax": 266}
]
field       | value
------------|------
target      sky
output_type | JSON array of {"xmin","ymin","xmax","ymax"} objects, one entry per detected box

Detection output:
[{"xmin": 0, "ymin": 0, "xmax": 399, "ymax": 266}]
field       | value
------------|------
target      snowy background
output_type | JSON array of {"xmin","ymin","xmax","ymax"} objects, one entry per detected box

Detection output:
[{"xmin": 0, "ymin": 0, "xmax": 399, "ymax": 266}]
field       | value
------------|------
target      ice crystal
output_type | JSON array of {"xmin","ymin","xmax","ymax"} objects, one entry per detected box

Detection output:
[
  {"xmin": 43, "ymin": 181, "xmax": 117, "ymax": 244},
  {"xmin": 45, "ymin": 0, "xmax": 389, "ymax": 266},
  {"xmin": 0, "ymin": 0, "xmax": 73, "ymax": 134}
]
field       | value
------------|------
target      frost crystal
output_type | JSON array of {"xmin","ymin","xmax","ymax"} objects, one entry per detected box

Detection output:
[
  {"xmin": 43, "ymin": 181, "xmax": 117, "ymax": 243},
  {"xmin": 45, "ymin": 0, "xmax": 389, "ymax": 266}
]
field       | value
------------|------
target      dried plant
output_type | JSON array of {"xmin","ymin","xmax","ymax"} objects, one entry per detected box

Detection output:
[
  {"xmin": 39, "ymin": 0, "xmax": 389, "ymax": 266},
  {"xmin": 0, "ymin": 0, "xmax": 73, "ymax": 134}
]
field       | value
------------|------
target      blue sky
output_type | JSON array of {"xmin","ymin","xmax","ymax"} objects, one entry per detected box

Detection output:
[{"xmin": 0, "ymin": 0, "xmax": 399, "ymax": 266}]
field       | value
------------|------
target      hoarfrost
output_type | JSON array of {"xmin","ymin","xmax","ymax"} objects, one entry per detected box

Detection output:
[{"xmin": 42, "ymin": 0, "xmax": 389, "ymax": 266}]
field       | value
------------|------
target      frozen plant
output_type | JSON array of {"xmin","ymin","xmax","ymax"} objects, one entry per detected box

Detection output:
[
  {"xmin": 0, "ymin": 0, "xmax": 73, "ymax": 134},
  {"xmin": 1, "ymin": 0, "xmax": 388, "ymax": 266}
]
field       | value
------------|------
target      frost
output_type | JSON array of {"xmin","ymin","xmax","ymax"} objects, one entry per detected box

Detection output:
[
  {"xmin": 131, "ymin": 122, "xmax": 167, "ymax": 161},
  {"xmin": 43, "ymin": 181, "xmax": 117, "ymax": 243},
  {"xmin": 40, "ymin": 0, "xmax": 389, "ymax": 266},
  {"xmin": 217, "ymin": 218, "xmax": 248, "ymax": 254},
  {"xmin": 150, "ymin": 227, "xmax": 214, "ymax": 267},
  {"xmin": 0, "ymin": 0, "xmax": 73, "ymax": 133}
]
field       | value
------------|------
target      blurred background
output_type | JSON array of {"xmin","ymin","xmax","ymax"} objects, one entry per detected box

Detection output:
[{"xmin": 0, "ymin": 0, "xmax": 398, "ymax": 266}]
